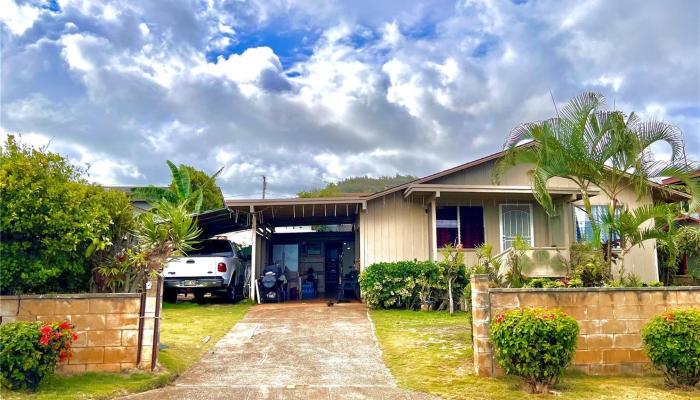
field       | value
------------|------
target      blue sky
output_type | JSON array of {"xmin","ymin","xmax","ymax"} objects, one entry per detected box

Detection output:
[{"xmin": 1, "ymin": 0, "xmax": 699, "ymax": 197}]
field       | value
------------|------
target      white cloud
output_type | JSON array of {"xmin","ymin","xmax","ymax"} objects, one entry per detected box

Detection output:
[
  {"xmin": 1, "ymin": 0, "xmax": 697, "ymax": 198},
  {"xmin": 0, "ymin": 0, "xmax": 40, "ymax": 35}
]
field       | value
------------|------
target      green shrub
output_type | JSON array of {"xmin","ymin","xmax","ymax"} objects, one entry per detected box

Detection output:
[
  {"xmin": 523, "ymin": 278, "xmax": 566, "ymax": 288},
  {"xmin": 573, "ymin": 260, "xmax": 607, "ymax": 287},
  {"xmin": 543, "ymin": 280, "xmax": 566, "ymax": 288},
  {"xmin": 359, "ymin": 260, "xmax": 468, "ymax": 309},
  {"xmin": 359, "ymin": 261, "xmax": 424, "ymax": 309},
  {"xmin": 647, "ymin": 281, "xmax": 664, "ymax": 287},
  {"xmin": 490, "ymin": 308, "xmax": 579, "ymax": 394},
  {"xmin": 641, "ymin": 308, "xmax": 700, "ymax": 389},
  {"xmin": 0, "ymin": 135, "xmax": 132, "ymax": 294},
  {"xmin": 567, "ymin": 278, "xmax": 584, "ymax": 287},
  {"xmin": 0, "ymin": 321, "xmax": 77, "ymax": 391},
  {"xmin": 523, "ymin": 277, "xmax": 551, "ymax": 288}
]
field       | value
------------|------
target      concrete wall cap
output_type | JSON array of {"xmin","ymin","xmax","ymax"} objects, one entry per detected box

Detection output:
[
  {"xmin": 488, "ymin": 287, "xmax": 700, "ymax": 293},
  {"xmin": 0, "ymin": 293, "xmax": 141, "ymax": 300}
]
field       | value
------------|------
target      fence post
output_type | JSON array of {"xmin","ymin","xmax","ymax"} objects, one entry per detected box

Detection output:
[
  {"xmin": 470, "ymin": 274, "xmax": 494, "ymax": 377},
  {"xmin": 138, "ymin": 275, "xmax": 163, "ymax": 370}
]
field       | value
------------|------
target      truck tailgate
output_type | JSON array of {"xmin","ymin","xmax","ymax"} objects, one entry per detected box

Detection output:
[{"xmin": 165, "ymin": 256, "xmax": 231, "ymax": 279}]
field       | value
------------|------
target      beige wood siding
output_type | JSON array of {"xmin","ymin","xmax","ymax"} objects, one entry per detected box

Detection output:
[
  {"xmin": 358, "ymin": 192, "xmax": 430, "ymax": 269},
  {"xmin": 427, "ymin": 159, "xmax": 579, "ymax": 189}
]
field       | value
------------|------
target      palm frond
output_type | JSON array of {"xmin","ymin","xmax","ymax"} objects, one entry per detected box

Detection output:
[{"xmin": 211, "ymin": 166, "xmax": 225, "ymax": 179}]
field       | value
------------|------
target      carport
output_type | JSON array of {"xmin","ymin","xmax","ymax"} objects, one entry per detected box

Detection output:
[{"xmin": 195, "ymin": 196, "xmax": 367, "ymax": 302}]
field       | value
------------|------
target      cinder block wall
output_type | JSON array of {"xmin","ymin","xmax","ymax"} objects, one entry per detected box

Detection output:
[
  {"xmin": 0, "ymin": 291, "xmax": 158, "ymax": 374},
  {"xmin": 470, "ymin": 274, "xmax": 700, "ymax": 377}
]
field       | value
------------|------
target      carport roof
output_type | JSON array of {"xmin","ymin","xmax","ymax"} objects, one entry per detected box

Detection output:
[
  {"xmin": 194, "ymin": 197, "xmax": 367, "ymax": 238},
  {"xmin": 226, "ymin": 197, "xmax": 366, "ymax": 228}
]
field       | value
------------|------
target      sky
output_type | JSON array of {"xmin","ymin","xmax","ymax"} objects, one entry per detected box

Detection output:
[{"xmin": 1, "ymin": 0, "xmax": 699, "ymax": 198}]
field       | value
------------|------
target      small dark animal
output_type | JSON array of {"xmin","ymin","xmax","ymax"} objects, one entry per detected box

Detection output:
[{"xmin": 326, "ymin": 300, "xmax": 335, "ymax": 307}]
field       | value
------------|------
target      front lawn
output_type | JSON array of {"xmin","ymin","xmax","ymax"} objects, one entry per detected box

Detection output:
[
  {"xmin": 370, "ymin": 309, "xmax": 698, "ymax": 400},
  {"xmin": 1, "ymin": 300, "xmax": 251, "ymax": 400}
]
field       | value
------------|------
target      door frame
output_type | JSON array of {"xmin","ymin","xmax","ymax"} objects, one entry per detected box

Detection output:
[{"xmin": 498, "ymin": 203, "xmax": 535, "ymax": 252}]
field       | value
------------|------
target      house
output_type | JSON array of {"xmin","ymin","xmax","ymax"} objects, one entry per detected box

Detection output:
[{"xmin": 198, "ymin": 147, "xmax": 689, "ymax": 299}]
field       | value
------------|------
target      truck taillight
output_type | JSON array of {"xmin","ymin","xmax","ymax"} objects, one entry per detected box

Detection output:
[{"xmin": 217, "ymin": 262, "xmax": 227, "ymax": 272}]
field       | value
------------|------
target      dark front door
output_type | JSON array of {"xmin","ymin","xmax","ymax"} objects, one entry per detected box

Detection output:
[{"xmin": 324, "ymin": 243, "xmax": 342, "ymax": 297}]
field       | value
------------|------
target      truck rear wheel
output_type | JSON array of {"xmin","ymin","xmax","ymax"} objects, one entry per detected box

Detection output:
[{"xmin": 225, "ymin": 285, "xmax": 237, "ymax": 303}]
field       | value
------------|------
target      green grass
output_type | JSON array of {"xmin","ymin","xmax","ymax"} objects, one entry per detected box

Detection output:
[
  {"xmin": 370, "ymin": 309, "xmax": 699, "ymax": 400},
  {"xmin": 1, "ymin": 300, "xmax": 251, "ymax": 400}
]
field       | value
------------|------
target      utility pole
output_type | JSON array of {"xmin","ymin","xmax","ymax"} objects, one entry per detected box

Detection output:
[{"xmin": 261, "ymin": 175, "xmax": 267, "ymax": 199}]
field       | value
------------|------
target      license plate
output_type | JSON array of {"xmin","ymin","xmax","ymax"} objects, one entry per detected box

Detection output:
[{"xmin": 183, "ymin": 280, "xmax": 197, "ymax": 287}]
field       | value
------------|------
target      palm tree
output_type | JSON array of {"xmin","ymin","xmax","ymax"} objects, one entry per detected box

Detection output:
[
  {"xmin": 133, "ymin": 161, "xmax": 204, "ymax": 214},
  {"xmin": 600, "ymin": 203, "xmax": 672, "ymax": 277},
  {"xmin": 495, "ymin": 92, "xmax": 619, "ymax": 248},
  {"xmin": 497, "ymin": 92, "xmax": 699, "ymax": 254}
]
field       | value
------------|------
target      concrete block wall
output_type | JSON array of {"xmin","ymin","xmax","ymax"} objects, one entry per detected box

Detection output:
[
  {"xmin": 470, "ymin": 274, "xmax": 700, "ymax": 376},
  {"xmin": 0, "ymin": 287, "xmax": 160, "ymax": 374}
]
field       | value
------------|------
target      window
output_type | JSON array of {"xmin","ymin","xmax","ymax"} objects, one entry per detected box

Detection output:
[
  {"xmin": 574, "ymin": 206, "xmax": 621, "ymax": 247},
  {"xmin": 273, "ymin": 244, "xmax": 299, "ymax": 272},
  {"xmin": 436, "ymin": 206, "xmax": 458, "ymax": 248},
  {"xmin": 436, "ymin": 206, "xmax": 484, "ymax": 248},
  {"xmin": 187, "ymin": 240, "xmax": 233, "ymax": 257},
  {"xmin": 499, "ymin": 204, "xmax": 533, "ymax": 251},
  {"xmin": 460, "ymin": 207, "xmax": 485, "ymax": 248}
]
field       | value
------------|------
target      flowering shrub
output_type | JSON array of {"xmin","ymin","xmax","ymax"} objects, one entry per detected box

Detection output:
[
  {"xmin": 490, "ymin": 308, "xmax": 579, "ymax": 394},
  {"xmin": 0, "ymin": 321, "xmax": 77, "ymax": 391},
  {"xmin": 642, "ymin": 308, "xmax": 700, "ymax": 389}
]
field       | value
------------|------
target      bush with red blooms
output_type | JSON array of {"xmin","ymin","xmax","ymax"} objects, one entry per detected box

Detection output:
[
  {"xmin": 642, "ymin": 308, "xmax": 700, "ymax": 389},
  {"xmin": 490, "ymin": 307, "xmax": 579, "ymax": 394},
  {"xmin": 0, "ymin": 321, "xmax": 77, "ymax": 391}
]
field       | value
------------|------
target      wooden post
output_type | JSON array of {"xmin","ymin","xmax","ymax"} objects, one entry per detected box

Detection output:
[{"xmin": 430, "ymin": 198, "xmax": 437, "ymax": 261}]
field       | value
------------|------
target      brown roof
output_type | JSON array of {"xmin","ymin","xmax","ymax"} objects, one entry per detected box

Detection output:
[{"xmin": 661, "ymin": 170, "xmax": 700, "ymax": 185}]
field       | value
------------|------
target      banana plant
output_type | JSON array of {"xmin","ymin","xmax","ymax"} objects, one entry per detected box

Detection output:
[{"xmin": 133, "ymin": 160, "xmax": 204, "ymax": 213}]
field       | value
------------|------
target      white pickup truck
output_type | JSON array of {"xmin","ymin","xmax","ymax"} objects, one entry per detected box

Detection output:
[{"xmin": 163, "ymin": 239, "xmax": 245, "ymax": 303}]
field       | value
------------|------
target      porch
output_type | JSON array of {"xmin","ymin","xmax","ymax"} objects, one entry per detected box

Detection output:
[{"xmin": 407, "ymin": 184, "xmax": 597, "ymax": 277}]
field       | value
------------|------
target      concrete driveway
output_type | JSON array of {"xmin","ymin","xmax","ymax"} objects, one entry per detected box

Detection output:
[{"xmin": 124, "ymin": 302, "xmax": 437, "ymax": 399}]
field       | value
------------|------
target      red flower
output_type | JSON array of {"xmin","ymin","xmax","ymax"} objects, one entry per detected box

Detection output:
[
  {"xmin": 72, "ymin": 333, "xmax": 79, "ymax": 341},
  {"xmin": 40, "ymin": 325, "xmax": 52, "ymax": 335},
  {"xmin": 59, "ymin": 351, "xmax": 68, "ymax": 362},
  {"xmin": 59, "ymin": 321, "xmax": 71, "ymax": 330},
  {"xmin": 495, "ymin": 313, "xmax": 505, "ymax": 324},
  {"xmin": 663, "ymin": 313, "xmax": 674, "ymax": 323},
  {"xmin": 39, "ymin": 335, "xmax": 50, "ymax": 346}
]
